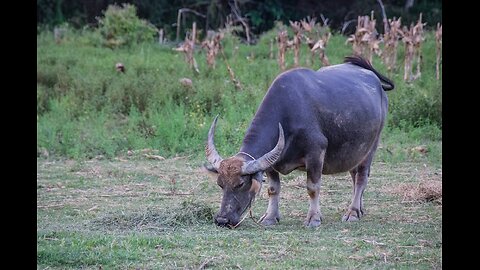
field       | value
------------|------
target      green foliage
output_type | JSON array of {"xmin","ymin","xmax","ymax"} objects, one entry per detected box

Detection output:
[
  {"xmin": 37, "ymin": 27, "xmax": 441, "ymax": 161},
  {"xmin": 97, "ymin": 4, "xmax": 157, "ymax": 48},
  {"xmin": 387, "ymin": 79, "xmax": 442, "ymax": 127},
  {"xmin": 377, "ymin": 121, "xmax": 442, "ymax": 166},
  {"xmin": 385, "ymin": 32, "xmax": 442, "ymax": 128},
  {"xmin": 245, "ymin": 0, "xmax": 286, "ymax": 31}
]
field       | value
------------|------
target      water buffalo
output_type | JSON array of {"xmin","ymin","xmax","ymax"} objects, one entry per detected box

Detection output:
[{"xmin": 205, "ymin": 56, "xmax": 394, "ymax": 228}]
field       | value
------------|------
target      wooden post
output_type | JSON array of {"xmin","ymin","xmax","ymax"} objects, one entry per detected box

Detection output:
[
  {"xmin": 176, "ymin": 10, "xmax": 182, "ymax": 42},
  {"xmin": 158, "ymin": 29, "xmax": 164, "ymax": 44}
]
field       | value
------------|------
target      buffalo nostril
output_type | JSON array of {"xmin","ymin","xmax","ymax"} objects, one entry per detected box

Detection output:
[{"xmin": 215, "ymin": 216, "xmax": 229, "ymax": 226}]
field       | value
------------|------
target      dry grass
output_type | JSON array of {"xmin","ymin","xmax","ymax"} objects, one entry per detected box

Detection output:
[
  {"xmin": 386, "ymin": 166, "xmax": 442, "ymax": 204},
  {"xmin": 394, "ymin": 180, "xmax": 442, "ymax": 205}
]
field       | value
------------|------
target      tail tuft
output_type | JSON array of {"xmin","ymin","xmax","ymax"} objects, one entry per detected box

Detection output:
[{"xmin": 344, "ymin": 56, "xmax": 395, "ymax": 91}]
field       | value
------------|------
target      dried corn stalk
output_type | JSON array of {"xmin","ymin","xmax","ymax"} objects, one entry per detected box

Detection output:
[
  {"xmin": 290, "ymin": 21, "xmax": 303, "ymax": 67},
  {"xmin": 381, "ymin": 17, "xmax": 402, "ymax": 72},
  {"xmin": 219, "ymin": 47, "xmax": 242, "ymax": 90},
  {"xmin": 311, "ymin": 32, "xmax": 331, "ymax": 67},
  {"xmin": 402, "ymin": 25, "xmax": 415, "ymax": 81},
  {"xmin": 367, "ymin": 12, "xmax": 382, "ymax": 62},
  {"xmin": 435, "ymin": 23, "xmax": 442, "ymax": 80},
  {"xmin": 412, "ymin": 14, "xmax": 425, "ymax": 80},
  {"xmin": 401, "ymin": 14, "xmax": 425, "ymax": 81},
  {"xmin": 302, "ymin": 16, "xmax": 331, "ymax": 67},
  {"xmin": 301, "ymin": 16, "xmax": 315, "ymax": 33},
  {"xmin": 346, "ymin": 12, "xmax": 381, "ymax": 62},
  {"xmin": 173, "ymin": 22, "xmax": 200, "ymax": 74},
  {"xmin": 302, "ymin": 16, "xmax": 317, "ymax": 66},
  {"xmin": 201, "ymin": 30, "xmax": 224, "ymax": 69},
  {"xmin": 208, "ymin": 20, "xmax": 243, "ymax": 90},
  {"xmin": 346, "ymin": 16, "xmax": 365, "ymax": 56},
  {"xmin": 277, "ymin": 30, "xmax": 288, "ymax": 70}
]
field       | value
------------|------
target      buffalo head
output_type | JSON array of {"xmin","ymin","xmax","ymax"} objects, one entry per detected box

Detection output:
[{"xmin": 205, "ymin": 116, "xmax": 284, "ymax": 227}]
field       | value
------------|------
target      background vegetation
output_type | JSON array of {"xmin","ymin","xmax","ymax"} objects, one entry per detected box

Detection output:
[
  {"xmin": 37, "ymin": 11, "xmax": 441, "ymax": 161},
  {"xmin": 37, "ymin": 0, "xmax": 442, "ymax": 40}
]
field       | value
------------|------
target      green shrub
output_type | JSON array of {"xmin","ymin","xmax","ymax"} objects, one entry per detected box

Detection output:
[
  {"xmin": 97, "ymin": 4, "xmax": 157, "ymax": 48},
  {"xmin": 386, "ymin": 32, "xmax": 442, "ymax": 128}
]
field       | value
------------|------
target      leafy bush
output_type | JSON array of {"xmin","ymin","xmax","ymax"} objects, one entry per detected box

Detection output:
[
  {"xmin": 386, "ymin": 32, "xmax": 442, "ymax": 128},
  {"xmin": 97, "ymin": 4, "xmax": 157, "ymax": 48}
]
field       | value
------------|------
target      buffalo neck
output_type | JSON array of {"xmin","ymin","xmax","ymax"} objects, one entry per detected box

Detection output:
[{"xmin": 239, "ymin": 111, "xmax": 282, "ymax": 160}]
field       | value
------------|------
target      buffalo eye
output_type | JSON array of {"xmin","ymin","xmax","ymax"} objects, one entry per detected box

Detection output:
[
  {"xmin": 235, "ymin": 181, "xmax": 246, "ymax": 190},
  {"xmin": 235, "ymin": 176, "xmax": 252, "ymax": 190}
]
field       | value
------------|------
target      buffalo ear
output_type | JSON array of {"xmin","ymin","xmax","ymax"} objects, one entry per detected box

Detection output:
[{"xmin": 203, "ymin": 162, "xmax": 218, "ymax": 174}]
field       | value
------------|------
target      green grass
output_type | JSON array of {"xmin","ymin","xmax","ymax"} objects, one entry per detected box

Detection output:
[
  {"xmin": 37, "ymin": 27, "xmax": 441, "ymax": 160},
  {"xmin": 37, "ymin": 157, "xmax": 441, "ymax": 269}
]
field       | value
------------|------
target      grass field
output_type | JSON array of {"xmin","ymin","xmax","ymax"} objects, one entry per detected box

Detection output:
[{"xmin": 37, "ymin": 151, "xmax": 441, "ymax": 269}]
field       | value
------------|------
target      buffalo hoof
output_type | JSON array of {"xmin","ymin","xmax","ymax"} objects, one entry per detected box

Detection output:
[
  {"xmin": 341, "ymin": 208, "xmax": 364, "ymax": 222},
  {"xmin": 304, "ymin": 212, "xmax": 322, "ymax": 227},
  {"xmin": 258, "ymin": 213, "xmax": 280, "ymax": 226}
]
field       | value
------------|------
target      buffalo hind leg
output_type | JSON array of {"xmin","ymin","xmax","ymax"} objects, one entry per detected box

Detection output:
[
  {"xmin": 259, "ymin": 170, "xmax": 281, "ymax": 225},
  {"xmin": 342, "ymin": 151, "xmax": 375, "ymax": 222},
  {"xmin": 304, "ymin": 151, "xmax": 325, "ymax": 227}
]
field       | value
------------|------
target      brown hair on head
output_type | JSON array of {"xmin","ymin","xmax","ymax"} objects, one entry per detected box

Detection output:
[{"xmin": 218, "ymin": 157, "xmax": 244, "ymax": 177}]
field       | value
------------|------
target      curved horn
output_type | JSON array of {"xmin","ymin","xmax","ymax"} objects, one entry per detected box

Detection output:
[
  {"xmin": 205, "ymin": 115, "xmax": 223, "ymax": 170},
  {"xmin": 242, "ymin": 123, "xmax": 285, "ymax": 175}
]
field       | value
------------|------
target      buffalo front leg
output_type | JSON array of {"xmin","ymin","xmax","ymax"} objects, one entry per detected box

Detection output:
[
  {"xmin": 304, "ymin": 152, "xmax": 325, "ymax": 227},
  {"xmin": 259, "ymin": 170, "xmax": 281, "ymax": 225}
]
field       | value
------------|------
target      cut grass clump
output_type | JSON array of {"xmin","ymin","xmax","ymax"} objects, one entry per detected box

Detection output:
[
  {"xmin": 384, "ymin": 165, "xmax": 442, "ymax": 205},
  {"xmin": 174, "ymin": 199, "xmax": 216, "ymax": 225},
  {"xmin": 391, "ymin": 180, "xmax": 442, "ymax": 205},
  {"xmin": 91, "ymin": 198, "xmax": 215, "ymax": 230}
]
